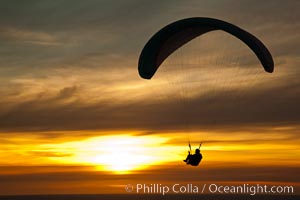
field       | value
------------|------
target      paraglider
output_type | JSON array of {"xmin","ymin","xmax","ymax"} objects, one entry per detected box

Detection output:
[
  {"xmin": 138, "ymin": 17, "xmax": 274, "ymax": 79},
  {"xmin": 138, "ymin": 17, "xmax": 274, "ymax": 167},
  {"xmin": 184, "ymin": 143, "xmax": 203, "ymax": 166}
]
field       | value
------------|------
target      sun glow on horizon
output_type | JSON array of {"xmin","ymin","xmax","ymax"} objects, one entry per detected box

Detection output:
[
  {"xmin": 1, "ymin": 130, "xmax": 299, "ymax": 175},
  {"xmin": 48, "ymin": 134, "xmax": 180, "ymax": 174},
  {"xmin": 87, "ymin": 135, "xmax": 168, "ymax": 173}
]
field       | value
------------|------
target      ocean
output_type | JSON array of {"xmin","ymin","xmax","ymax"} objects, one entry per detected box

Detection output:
[{"xmin": 0, "ymin": 194, "xmax": 298, "ymax": 200}]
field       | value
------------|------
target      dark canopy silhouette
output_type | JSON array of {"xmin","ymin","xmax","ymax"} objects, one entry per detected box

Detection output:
[{"xmin": 138, "ymin": 17, "xmax": 274, "ymax": 79}]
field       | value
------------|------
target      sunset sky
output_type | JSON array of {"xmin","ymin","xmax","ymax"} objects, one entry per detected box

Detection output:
[{"xmin": 0, "ymin": 0, "xmax": 299, "ymax": 195}]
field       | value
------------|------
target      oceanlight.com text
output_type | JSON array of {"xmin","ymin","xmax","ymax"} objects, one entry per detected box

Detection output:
[
  {"xmin": 208, "ymin": 183, "xmax": 294, "ymax": 195},
  {"xmin": 125, "ymin": 183, "xmax": 294, "ymax": 195}
]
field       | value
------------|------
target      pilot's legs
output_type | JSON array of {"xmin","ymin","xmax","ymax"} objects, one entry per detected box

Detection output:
[{"xmin": 183, "ymin": 152, "xmax": 191, "ymax": 163}]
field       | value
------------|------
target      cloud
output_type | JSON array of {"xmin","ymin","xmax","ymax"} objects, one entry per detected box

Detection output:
[
  {"xmin": 0, "ymin": 165, "xmax": 298, "ymax": 183},
  {"xmin": 0, "ymin": 27, "xmax": 61, "ymax": 46},
  {"xmin": 56, "ymin": 86, "xmax": 78, "ymax": 99},
  {"xmin": 0, "ymin": 71, "xmax": 299, "ymax": 133},
  {"xmin": 27, "ymin": 151, "xmax": 73, "ymax": 158},
  {"xmin": 0, "ymin": 0, "xmax": 299, "ymax": 134}
]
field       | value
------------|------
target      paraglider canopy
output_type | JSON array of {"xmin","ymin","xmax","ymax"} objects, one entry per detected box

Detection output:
[{"xmin": 138, "ymin": 17, "xmax": 274, "ymax": 79}]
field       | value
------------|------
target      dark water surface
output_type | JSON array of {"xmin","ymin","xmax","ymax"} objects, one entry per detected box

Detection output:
[{"xmin": 0, "ymin": 194, "xmax": 298, "ymax": 200}]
